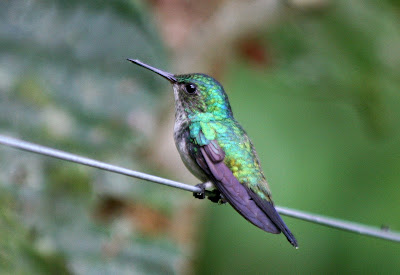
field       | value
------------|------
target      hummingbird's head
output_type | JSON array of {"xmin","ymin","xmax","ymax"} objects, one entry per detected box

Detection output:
[
  {"xmin": 172, "ymin": 73, "xmax": 233, "ymax": 119},
  {"xmin": 128, "ymin": 59, "xmax": 232, "ymax": 119}
]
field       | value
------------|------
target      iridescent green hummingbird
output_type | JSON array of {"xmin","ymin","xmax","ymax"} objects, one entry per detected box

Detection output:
[{"xmin": 128, "ymin": 59, "xmax": 297, "ymax": 247}]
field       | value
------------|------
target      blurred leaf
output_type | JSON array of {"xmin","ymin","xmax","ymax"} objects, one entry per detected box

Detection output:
[{"xmin": 0, "ymin": 0, "xmax": 186, "ymax": 274}]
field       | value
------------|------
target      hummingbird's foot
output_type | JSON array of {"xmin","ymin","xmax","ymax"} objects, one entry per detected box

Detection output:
[
  {"xmin": 193, "ymin": 182, "xmax": 226, "ymax": 204},
  {"xmin": 193, "ymin": 183, "xmax": 206, "ymax": 200},
  {"xmin": 206, "ymin": 189, "xmax": 227, "ymax": 204}
]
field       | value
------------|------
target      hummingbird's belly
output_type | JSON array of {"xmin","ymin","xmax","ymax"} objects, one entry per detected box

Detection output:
[{"xmin": 174, "ymin": 123, "xmax": 209, "ymax": 182}]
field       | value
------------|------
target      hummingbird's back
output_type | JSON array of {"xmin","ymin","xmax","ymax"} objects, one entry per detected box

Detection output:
[{"xmin": 207, "ymin": 118, "xmax": 274, "ymax": 202}]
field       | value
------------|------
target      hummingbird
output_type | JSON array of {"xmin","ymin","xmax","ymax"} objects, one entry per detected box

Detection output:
[{"xmin": 128, "ymin": 59, "xmax": 298, "ymax": 248}]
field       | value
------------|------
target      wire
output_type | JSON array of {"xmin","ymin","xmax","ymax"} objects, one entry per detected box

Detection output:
[{"xmin": 1, "ymin": 134, "xmax": 399, "ymax": 243}]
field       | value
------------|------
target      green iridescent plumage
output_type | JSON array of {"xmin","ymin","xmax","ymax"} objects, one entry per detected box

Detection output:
[
  {"xmin": 177, "ymin": 73, "xmax": 272, "ymax": 201},
  {"xmin": 128, "ymin": 59, "xmax": 297, "ymax": 247},
  {"xmin": 189, "ymin": 116, "xmax": 271, "ymax": 200}
]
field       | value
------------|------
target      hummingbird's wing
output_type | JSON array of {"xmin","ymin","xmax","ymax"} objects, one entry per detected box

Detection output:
[
  {"xmin": 198, "ymin": 144, "xmax": 279, "ymax": 233},
  {"xmin": 196, "ymin": 139, "xmax": 298, "ymax": 247},
  {"xmin": 245, "ymin": 186, "xmax": 298, "ymax": 247}
]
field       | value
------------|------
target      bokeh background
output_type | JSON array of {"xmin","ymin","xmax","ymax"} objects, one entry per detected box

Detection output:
[{"xmin": 1, "ymin": 0, "xmax": 400, "ymax": 274}]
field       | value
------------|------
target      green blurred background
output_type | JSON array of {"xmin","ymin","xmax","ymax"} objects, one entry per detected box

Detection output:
[{"xmin": 1, "ymin": 0, "xmax": 399, "ymax": 274}]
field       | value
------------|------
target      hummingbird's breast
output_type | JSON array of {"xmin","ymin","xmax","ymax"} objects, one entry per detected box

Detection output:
[
  {"xmin": 173, "ymin": 88, "xmax": 209, "ymax": 182},
  {"xmin": 173, "ymin": 117, "xmax": 208, "ymax": 182}
]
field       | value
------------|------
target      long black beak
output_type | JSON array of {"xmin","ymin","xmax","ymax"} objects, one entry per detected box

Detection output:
[{"xmin": 127, "ymin": 59, "xmax": 177, "ymax": 83}]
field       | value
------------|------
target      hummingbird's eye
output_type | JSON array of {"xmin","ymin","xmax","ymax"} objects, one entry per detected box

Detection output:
[{"xmin": 184, "ymin": 83, "xmax": 197, "ymax": 94}]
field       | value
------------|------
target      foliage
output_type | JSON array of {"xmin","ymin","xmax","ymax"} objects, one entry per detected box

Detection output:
[
  {"xmin": 1, "ymin": 0, "xmax": 400, "ymax": 274},
  {"xmin": 196, "ymin": 0, "xmax": 400, "ymax": 274},
  {"xmin": 0, "ymin": 1, "xmax": 184, "ymax": 274}
]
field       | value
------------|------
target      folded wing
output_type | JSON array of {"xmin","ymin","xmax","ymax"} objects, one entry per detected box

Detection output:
[{"xmin": 198, "ymin": 140, "xmax": 298, "ymax": 247}]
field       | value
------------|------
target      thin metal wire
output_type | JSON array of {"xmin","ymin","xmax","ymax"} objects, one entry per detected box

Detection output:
[
  {"xmin": 276, "ymin": 207, "xmax": 400, "ymax": 242},
  {"xmin": 0, "ymin": 135, "xmax": 198, "ymax": 192},
  {"xmin": 1, "ymin": 134, "xmax": 400, "ymax": 243}
]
